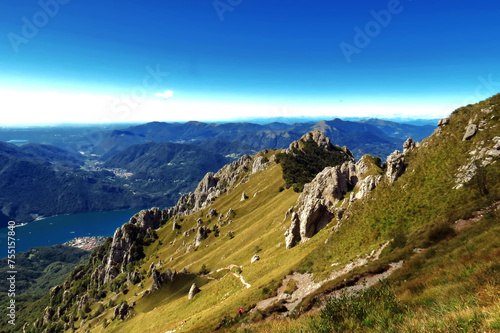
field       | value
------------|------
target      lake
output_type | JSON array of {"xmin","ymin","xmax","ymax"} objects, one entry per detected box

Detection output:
[{"xmin": 0, "ymin": 208, "xmax": 144, "ymax": 253}]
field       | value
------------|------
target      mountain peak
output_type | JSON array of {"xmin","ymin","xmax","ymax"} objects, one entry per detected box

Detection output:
[{"xmin": 288, "ymin": 130, "xmax": 335, "ymax": 152}]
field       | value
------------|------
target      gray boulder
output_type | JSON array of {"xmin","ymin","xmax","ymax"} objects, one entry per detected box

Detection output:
[
  {"xmin": 463, "ymin": 124, "xmax": 478, "ymax": 140},
  {"xmin": 113, "ymin": 303, "xmax": 129, "ymax": 320},
  {"xmin": 207, "ymin": 208, "xmax": 218, "ymax": 218},
  {"xmin": 193, "ymin": 226, "xmax": 210, "ymax": 247},
  {"xmin": 355, "ymin": 175, "xmax": 382, "ymax": 200},
  {"xmin": 188, "ymin": 283, "xmax": 200, "ymax": 299},
  {"xmin": 385, "ymin": 150, "xmax": 406, "ymax": 184},
  {"xmin": 403, "ymin": 138, "xmax": 416, "ymax": 154},
  {"xmin": 252, "ymin": 156, "xmax": 269, "ymax": 174},
  {"xmin": 438, "ymin": 118, "xmax": 450, "ymax": 126}
]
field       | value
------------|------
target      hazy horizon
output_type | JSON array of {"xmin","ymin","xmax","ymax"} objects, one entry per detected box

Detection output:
[{"xmin": 1, "ymin": 0, "xmax": 499, "ymax": 125}]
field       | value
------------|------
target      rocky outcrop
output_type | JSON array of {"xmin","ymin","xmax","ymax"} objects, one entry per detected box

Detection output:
[
  {"xmin": 463, "ymin": 124, "xmax": 478, "ymax": 141},
  {"xmin": 438, "ymin": 118, "xmax": 450, "ymax": 126},
  {"xmin": 188, "ymin": 283, "xmax": 200, "ymax": 299},
  {"xmin": 287, "ymin": 130, "xmax": 334, "ymax": 152},
  {"xmin": 207, "ymin": 208, "xmax": 217, "ymax": 218},
  {"xmin": 403, "ymin": 138, "xmax": 417, "ymax": 154},
  {"xmin": 127, "ymin": 269, "xmax": 141, "ymax": 285},
  {"xmin": 102, "ymin": 207, "xmax": 168, "ymax": 284},
  {"xmin": 76, "ymin": 292, "xmax": 92, "ymax": 313},
  {"xmin": 285, "ymin": 160, "xmax": 363, "ymax": 249},
  {"xmin": 251, "ymin": 254, "xmax": 260, "ymax": 263},
  {"xmin": 170, "ymin": 155, "xmax": 253, "ymax": 217},
  {"xmin": 113, "ymin": 303, "xmax": 130, "ymax": 320},
  {"xmin": 252, "ymin": 156, "xmax": 269, "ymax": 174},
  {"xmin": 454, "ymin": 136, "xmax": 500, "ymax": 189},
  {"xmin": 355, "ymin": 175, "xmax": 382, "ymax": 200},
  {"xmin": 42, "ymin": 307, "xmax": 55, "ymax": 325},
  {"xmin": 193, "ymin": 226, "xmax": 210, "ymax": 247},
  {"xmin": 241, "ymin": 192, "xmax": 248, "ymax": 201},
  {"xmin": 385, "ymin": 150, "xmax": 406, "ymax": 184},
  {"xmin": 285, "ymin": 213, "xmax": 301, "ymax": 249},
  {"xmin": 150, "ymin": 267, "xmax": 176, "ymax": 291}
]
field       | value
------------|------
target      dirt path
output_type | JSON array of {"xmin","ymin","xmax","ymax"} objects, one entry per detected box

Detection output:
[
  {"xmin": 453, "ymin": 201, "xmax": 499, "ymax": 231},
  {"xmin": 253, "ymin": 242, "xmax": 398, "ymax": 315}
]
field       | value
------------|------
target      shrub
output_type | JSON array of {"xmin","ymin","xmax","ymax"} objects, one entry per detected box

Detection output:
[
  {"xmin": 199, "ymin": 264, "xmax": 209, "ymax": 275},
  {"xmin": 315, "ymin": 282, "xmax": 406, "ymax": 332},
  {"xmin": 425, "ymin": 223, "xmax": 455, "ymax": 246},
  {"xmin": 276, "ymin": 139, "xmax": 351, "ymax": 192}
]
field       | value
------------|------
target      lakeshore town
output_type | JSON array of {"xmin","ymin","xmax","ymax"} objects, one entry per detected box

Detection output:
[{"xmin": 63, "ymin": 236, "xmax": 106, "ymax": 251}]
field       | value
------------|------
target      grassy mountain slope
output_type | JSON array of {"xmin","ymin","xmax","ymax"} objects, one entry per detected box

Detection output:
[{"xmin": 18, "ymin": 94, "xmax": 500, "ymax": 333}]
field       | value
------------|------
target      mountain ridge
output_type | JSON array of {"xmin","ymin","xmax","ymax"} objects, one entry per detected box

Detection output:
[{"xmin": 7, "ymin": 94, "xmax": 499, "ymax": 332}]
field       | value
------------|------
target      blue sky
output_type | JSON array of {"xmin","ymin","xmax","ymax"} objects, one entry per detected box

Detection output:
[{"xmin": 0, "ymin": 0, "xmax": 499, "ymax": 125}]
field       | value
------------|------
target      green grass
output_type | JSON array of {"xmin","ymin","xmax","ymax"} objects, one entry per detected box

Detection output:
[{"xmin": 24, "ymin": 94, "xmax": 500, "ymax": 333}]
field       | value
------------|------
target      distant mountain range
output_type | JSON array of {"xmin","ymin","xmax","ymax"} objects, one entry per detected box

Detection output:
[
  {"xmin": 0, "ymin": 118, "xmax": 435, "ymax": 225},
  {"xmin": 92, "ymin": 118, "xmax": 434, "ymax": 160}
]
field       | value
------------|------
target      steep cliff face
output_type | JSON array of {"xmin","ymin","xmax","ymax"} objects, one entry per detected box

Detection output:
[
  {"xmin": 94, "ymin": 208, "xmax": 168, "ymax": 285},
  {"xmin": 167, "ymin": 155, "xmax": 252, "ymax": 217},
  {"xmin": 284, "ymin": 137, "xmax": 417, "ymax": 249},
  {"xmin": 285, "ymin": 158, "xmax": 376, "ymax": 248}
]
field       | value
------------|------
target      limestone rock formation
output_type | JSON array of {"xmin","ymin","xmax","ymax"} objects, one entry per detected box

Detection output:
[
  {"xmin": 193, "ymin": 226, "xmax": 210, "ymax": 247},
  {"xmin": 76, "ymin": 292, "xmax": 92, "ymax": 313},
  {"xmin": 207, "ymin": 208, "xmax": 217, "ymax": 218},
  {"xmin": 171, "ymin": 155, "xmax": 253, "ymax": 217},
  {"xmin": 251, "ymin": 254, "xmax": 260, "ymax": 263},
  {"xmin": 438, "ymin": 118, "xmax": 450, "ymax": 126},
  {"xmin": 102, "ymin": 207, "xmax": 168, "ymax": 284},
  {"xmin": 188, "ymin": 283, "xmax": 200, "ymax": 299},
  {"xmin": 127, "ymin": 269, "xmax": 141, "ymax": 285},
  {"xmin": 403, "ymin": 138, "xmax": 416, "ymax": 154},
  {"xmin": 285, "ymin": 153, "xmax": 385, "ymax": 249},
  {"xmin": 355, "ymin": 175, "xmax": 382, "ymax": 200},
  {"xmin": 285, "ymin": 212, "xmax": 301, "ymax": 249},
  {"xmin": 285, "ymin": 160, "xmax": 360, "ymax": 248},
  {"xmin": 252, "ymin": 155, "xmax": 269, "ymax": 174},
  {"xmin": 241, "ymin": 192, "xmax": 248, "ymax": 201},
  {"xmin": 385, "ymin": 150, "xmax": 406, "ymax": 184},
  {"xmin": 463, "ymin": 124, "xmax": 478, "ymax": 140},
  {"xmin": 42, "ymin": 307, "xmax": 55, "ymax": 325},
  {"xmin": 172, "ymin": 221, "xmax": 180, "ymax": 231},
  {"xmin": 287, "ymin": 130, "xmax": 335, "ymax": 152},
  {"xmin": 113, "ymin": 303, "xmax": 129, "ymax": 320},
  {"xmin": 150, "ymin": 267, "xmax": 176, "ymax": 291}
]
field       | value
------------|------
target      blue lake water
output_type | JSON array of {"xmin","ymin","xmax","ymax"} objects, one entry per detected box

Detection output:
[{"xmin": 0, "ymin": 208, "xmax": 144, "ymax": 253}]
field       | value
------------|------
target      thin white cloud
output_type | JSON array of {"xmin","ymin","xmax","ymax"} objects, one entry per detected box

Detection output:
[{"xmin": 155, "ymin": 90, "xmax": 174, "ymax": 99}]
